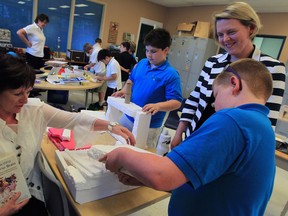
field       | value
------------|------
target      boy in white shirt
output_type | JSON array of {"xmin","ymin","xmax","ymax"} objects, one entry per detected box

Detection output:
[
  {"xmin": 83, "ymin": 43, "xmax": 106, "ymax": 107},
  {"xmin": 97, "ymin": 49, "xmax": 121, "ymax": 101}
]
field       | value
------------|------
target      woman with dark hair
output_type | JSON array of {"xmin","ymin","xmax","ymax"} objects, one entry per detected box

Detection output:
[
  {"xmin": 0, "ymin": 54, "xmax": 135, "ymax": 215},
  {"xmin": 17, "ymin": 14, "xmax": 49, "ymax": 69}
]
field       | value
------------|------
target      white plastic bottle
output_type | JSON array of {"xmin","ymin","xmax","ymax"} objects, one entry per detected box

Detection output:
[{"xmin": 156, "ymin": 130, "xmax": 171, "ymax": 156}]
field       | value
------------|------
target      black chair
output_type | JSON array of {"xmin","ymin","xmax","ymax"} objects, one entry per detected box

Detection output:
[
  {"xmin": 164, "ymin": 99, "xmax": 186, "ymax": 130},
  {"xmin": 36, "ymin": 152, "xmax": 73, "ymax": 216}
]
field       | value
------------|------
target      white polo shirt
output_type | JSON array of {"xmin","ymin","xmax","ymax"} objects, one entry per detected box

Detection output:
[
  {"xmin": 23, "ymin": 23, "xmax": 46, "ymax": 57},
  {"xmin": 106, "ymin": 57, "xmax": 121, "ymax": 89}
]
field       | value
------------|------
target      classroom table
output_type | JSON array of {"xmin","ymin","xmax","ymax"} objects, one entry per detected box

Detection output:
[
  {"xmin": 41, "ymin": 133, "xmax": 170, "ymax": 216},
  {"xmin": 34, "ymin": 70, "xmax": 103, "ymax": 108},
  {"xmin": 275, "ymin": 150, "xmax": 288, "ymax": 171}
]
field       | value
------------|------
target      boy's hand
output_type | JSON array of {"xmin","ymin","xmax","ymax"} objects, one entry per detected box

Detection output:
[
  {"xmin": 97, "ymin": 76, "xmax": 104, "ymax": 81},
  {"xmin": 142, "ymin": 103, "xmax": 160, "ymax": 115},
  {"xmin": 117, "ymin": 172, "xmax": 144, "ymax": 186},
  {"xmin": 99, "ymin": 149, "xmax": 122, "ymax": 173},
  {"xmin": 112, "ymin": 91, "xmax": 125, "ymax": 98}
]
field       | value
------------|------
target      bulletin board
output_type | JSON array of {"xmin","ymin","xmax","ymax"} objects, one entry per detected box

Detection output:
[{"xmin": 108, "ymin": 22, "xmax": 119, "ymax": 44}]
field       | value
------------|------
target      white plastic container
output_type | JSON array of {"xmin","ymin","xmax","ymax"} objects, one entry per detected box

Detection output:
[{"xmin": 156, "ymin": 130, "xmax": 171, "ymax": 156}]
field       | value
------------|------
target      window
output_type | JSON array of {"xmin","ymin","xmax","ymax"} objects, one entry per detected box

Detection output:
[
  {"xmin": 0, "ymin": 0, "xmax": 33, "ymax": 47},
  {"xmin": 0, "ymin": 0, "xmax": 103, "ymax": 53},
  {"xmin": 218, "ymin": 34, "xmax": 287, "ymax": 60},
  {"xmin": 253, "ymin": 34, "xmax": 286, "ymax": 60},
  {"xmin": 38, "ymin": 0, "xmax": 70, "ymax": 52},
  {"xmin": 72, "ymin": 0, "xmax": 103, "ymax": 50}
]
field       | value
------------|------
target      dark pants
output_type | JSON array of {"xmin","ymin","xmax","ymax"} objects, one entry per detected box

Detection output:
[
  {"xmin": 26, "ymin": 52, "xmax": 45, "ymax": 97},
  {"xmin": 14, "ymin": 196, "xmax": 48, "ymax": 216},
  {"xmin": 25, "ymin": 52, "xmax": 44, "ymax": 69},
  {"xmin": 104, "ymin": 87, "xmax": 117, "ymax": 101}
]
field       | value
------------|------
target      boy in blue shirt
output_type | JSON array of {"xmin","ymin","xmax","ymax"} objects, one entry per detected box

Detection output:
[
  {"xmin": 112, "ymin": 28, "xmax": 182, "ymax": 148},
  {"xmin": 101, "ymin": 58, "xmax": 275, "ymax": 216}
]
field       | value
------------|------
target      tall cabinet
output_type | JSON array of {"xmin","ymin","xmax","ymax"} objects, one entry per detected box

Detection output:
[{"xmin": 168, "ymin": 36, "xmax": 218, "ymax": 98}]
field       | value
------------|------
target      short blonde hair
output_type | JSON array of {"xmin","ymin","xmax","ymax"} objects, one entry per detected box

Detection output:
[
  {"xmin": 212, "ymin": 2, "xmax": 262, "ymax": 43},
  {"xmin": 214, "ymin": 59, "xmax": 272, "ymax": 101}
]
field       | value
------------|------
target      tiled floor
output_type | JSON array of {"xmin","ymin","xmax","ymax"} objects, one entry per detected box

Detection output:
[
  {"xmin": 128, "ymin": 166, "xmax": 288, "ymax": 216},
  {"xmin": 36, "ymin": 90, "xmax": 288, "ymax": 216}
]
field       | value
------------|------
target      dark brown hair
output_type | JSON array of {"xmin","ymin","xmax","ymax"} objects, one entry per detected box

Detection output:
[{"xmin": 0, "ymin": 54, "xmax": 35, "ymax": 93}]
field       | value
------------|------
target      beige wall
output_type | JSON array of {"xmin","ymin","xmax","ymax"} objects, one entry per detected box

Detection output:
[
  {"xmin": 98, "ymin": 0, "xmax": 167, "ymax": 49},
  {"xmin": 164, "ymin": 5, "xmax": 288, "ymax": 63},
  {"xmin": 100, "ymin": 2, "xmax": 288, "ymax": 62}
]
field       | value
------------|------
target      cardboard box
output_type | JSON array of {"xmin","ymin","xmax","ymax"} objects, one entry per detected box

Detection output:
[{"xmin": 176, "ymin": 21, "xmax": 211, "ymax": 38}]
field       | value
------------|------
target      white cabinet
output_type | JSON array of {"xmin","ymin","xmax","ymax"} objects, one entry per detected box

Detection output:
[{"xmin": 168, "ymin": 36, "xmax": 218, "ymax": 98}]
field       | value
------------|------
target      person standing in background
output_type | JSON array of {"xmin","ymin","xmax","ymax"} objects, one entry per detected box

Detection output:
[
  {"xmin": 17, "ymin": 14, "xmax": 49, "ymax": 69},
  {"xmin": 97, "ymin": 49, "xmax": 122, "ymax": 101},
  {"xmin": 83, "ymin": 43, "xmax": 103, "ymax": 72},
  {"xmin": 118, "ymin": 41, "xmax": 137, "ymax": 88},
  {"xmin": 93, "ymin": 38, "xmax": 102, "ymax": 50},
  {"xmin": 171, "ymin": 2, "xmax": 286, "ymax": 149},
  {"xmin": 112, "ymin": 28, "xmax": 182, "ymax": 148},
  {"xmin": 128, "ymin": 41, "xmax": 137, "ymax": 61},
  {"xmin": 83, "ymin": 43, "xmax": 106, "ymax": 108}
]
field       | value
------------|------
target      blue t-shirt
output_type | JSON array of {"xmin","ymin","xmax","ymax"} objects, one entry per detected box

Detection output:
[
  {"xmin": 128, "ymin": 58, "xmax": 182, "ymax": 128},
  {"xmin": 167, "ymin": 104, "xmax": 275, "ymax": 216}
]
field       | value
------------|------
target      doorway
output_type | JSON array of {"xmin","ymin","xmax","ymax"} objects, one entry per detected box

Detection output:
[{"xmin": 136, "ymin": 18, "xmax": 163, "ymax": 61}]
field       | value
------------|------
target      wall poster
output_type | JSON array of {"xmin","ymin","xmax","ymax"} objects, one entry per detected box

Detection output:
[{"xmin": 108, "ymin": 22, "xmax": 119, "ymax": 44}]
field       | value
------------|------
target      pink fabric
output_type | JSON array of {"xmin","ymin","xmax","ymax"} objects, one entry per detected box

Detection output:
[{"xmin": 48, "ymin": 128, "xmax": 91, "ymax": 151}]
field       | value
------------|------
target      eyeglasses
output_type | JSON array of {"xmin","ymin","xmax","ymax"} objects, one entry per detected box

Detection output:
[{"xmin": 224, "ymin": 65, "xmax": 242, "ymax": 90}]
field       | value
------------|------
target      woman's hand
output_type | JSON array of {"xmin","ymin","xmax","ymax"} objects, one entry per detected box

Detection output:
[
  {"xmin": 27, "ymin": 42, "xmax": 32, "ymax": 48},
  {"xmin": 111, "ymin": 124, "xmax": 136, "ymax": 146},
  {"xmin": 0, "ymin": 192, "xmax": 30, "ymax": 216}
]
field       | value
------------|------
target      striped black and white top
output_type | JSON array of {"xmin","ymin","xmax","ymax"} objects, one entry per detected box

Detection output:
[{"xmin": 180, "ymin": 47, "xmax": 286, "ymax": 136}]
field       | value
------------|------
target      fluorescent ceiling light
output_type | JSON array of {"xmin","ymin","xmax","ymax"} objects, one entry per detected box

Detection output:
[
  {"xmin": 84, "ymin": 13, "xmax": 95, "ymax": 15},
  {"xmin": 75, "ymin": 4, "xmax": 88, "ymax": 7},
  {"xmin": 74, "ymin": 14, "xmax": 80, "ymax": 16},
  {"xmin": 18, "ymin": 1, "xmax": 25, "ymax": 4},
  {"xmin": 48, "ymin": 7, "xmax": 57, "ymax": 10},
  {"xmin": 60, "ymin": 5, "xmax": 70, "ymax": 8}
]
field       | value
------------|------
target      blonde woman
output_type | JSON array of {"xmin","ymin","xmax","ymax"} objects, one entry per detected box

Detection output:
[{"xmin": 171, "ymin": 2, "xmax": 286, "ymax": 148}]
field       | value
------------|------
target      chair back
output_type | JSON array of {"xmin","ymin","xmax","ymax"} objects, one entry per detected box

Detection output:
[{"xmin": 36, "ymin": 152, "xmax": 71, "ymax": 216}]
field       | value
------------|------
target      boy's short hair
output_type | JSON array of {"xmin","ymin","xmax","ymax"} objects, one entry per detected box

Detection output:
[
  {"xmin": 144, "ymin": 28, "xmax": 171, "ymax": 50},
  {"xmin": 83, "ymin": 43, "xmax": 93, "ymax": 53},
  {"xmin": 121, "ymin": 41, "xmax": 131, "ymax": 51},
  {"xmin": 214, "ymin": 59, "xmax": 272, "ymax": 101},
  {"xmin": 95, "ymin": 38, "xmax": 102, "ymax": 44},
  {"xmin": 97, "ymin": 49, "xmax": 112, "ymax": 61}
]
